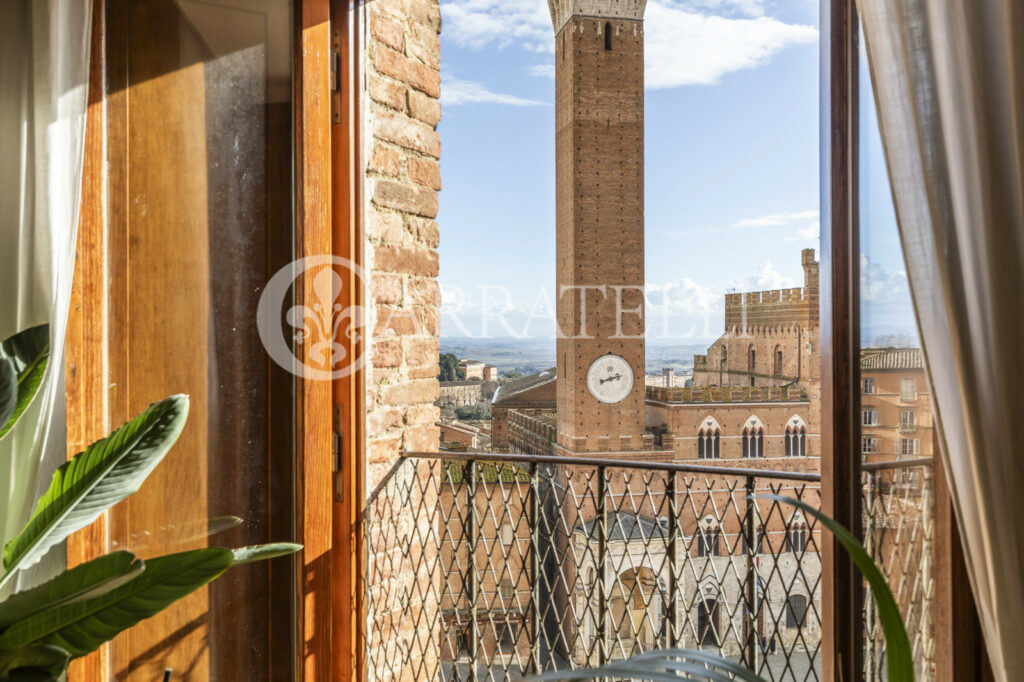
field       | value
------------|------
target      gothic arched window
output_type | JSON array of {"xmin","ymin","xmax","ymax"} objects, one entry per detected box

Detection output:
[
  {"xmin": 799, "ymin": 427, "xmax": 806, "ymax": 456},
  {"xmin": 756, "ymin": 428, "xmax": 764, "ymax": 457},
  {"xmin": 785, "ymin": 427, "xmax": 793, "ymax": 456},
  {"xmin": 742, "ymin": 429, "xmax": 750, "ymax": 458},
  {"xmin": 604, "ymin": 22, "xmax": 612, "ymax": 50}
]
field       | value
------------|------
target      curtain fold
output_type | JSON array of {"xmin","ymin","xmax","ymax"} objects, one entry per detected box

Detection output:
[
  {"xmin": 0, "ymin": 0, "xmax": 92, "ymax": 588},
  {"xmin": 857, "ymin": 1, "xmax": 1024, "ymax": 679}
]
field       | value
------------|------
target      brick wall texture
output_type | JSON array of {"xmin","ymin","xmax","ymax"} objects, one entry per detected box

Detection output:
[
  {"xmin": 555, "ymin": 17, "xmax": 648, "ymax": 453},
  {"xmin": 363, "ymin": 0, "xmax": 443, "ymax": 678},
  {"xmin": 365, "ymin": 0, "xmax": 443, "ymax": 492}
]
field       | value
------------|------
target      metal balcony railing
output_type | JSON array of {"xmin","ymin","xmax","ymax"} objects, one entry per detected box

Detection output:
[
  {"xmin": 365, "ymin": 452, "xmax": 824, "ymax": 682},
  {"xmin": 861, "ymin": 457, "xmax": 935, "ymax": 682}
]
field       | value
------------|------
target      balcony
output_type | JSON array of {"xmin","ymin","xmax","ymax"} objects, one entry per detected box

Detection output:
[{"xmin": 365, "ymin": 453, "xmax": 934, "ymax": 682}]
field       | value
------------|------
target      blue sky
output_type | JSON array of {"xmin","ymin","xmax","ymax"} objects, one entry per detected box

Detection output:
[{"xmin": 436, "ymin": 0, "xmax": 914, "ymax": 344}]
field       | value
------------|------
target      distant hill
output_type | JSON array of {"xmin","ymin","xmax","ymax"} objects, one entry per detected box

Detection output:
[{"xmin": 440, "ymin": 337, "xmax": 709, "ymax": 376}]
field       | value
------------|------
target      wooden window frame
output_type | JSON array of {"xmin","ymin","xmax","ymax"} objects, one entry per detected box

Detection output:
[
  {"xmin": 66, "ymin": 0, "xmax": 359, "ymax": 679},
  {"xmin": 824, "ymin": 2, "xmax": 991, "ymax": 680}
]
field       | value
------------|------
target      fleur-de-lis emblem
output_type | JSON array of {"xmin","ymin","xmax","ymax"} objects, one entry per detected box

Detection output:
[
  {"xmin": 258, "ymin": 255, "xmax": 368, "ymax": 380},
  {"xmin": 287, "ymin": 267, "xmax": 365, "ymax": 370}
]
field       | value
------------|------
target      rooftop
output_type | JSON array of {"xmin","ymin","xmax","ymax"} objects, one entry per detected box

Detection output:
[
  {"xmin": 860, "ymin": 347, "xmax": 924, "ymax": 371},
  {"xmin": 492, "ymin": 368, "xmax": 557, "ymax": 404}
]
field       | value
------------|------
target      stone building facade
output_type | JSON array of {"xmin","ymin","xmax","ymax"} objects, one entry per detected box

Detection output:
[
  {"xmin": 860, "ymin": 347, "xmax": 933, "ymax": 464},
  {"xmin": 437, "ymin": 380, "xmax": 484, "ymax": 407},
  {"xmin": 693, "ymin": 249, "xmax": 819, "ymax": 391}
]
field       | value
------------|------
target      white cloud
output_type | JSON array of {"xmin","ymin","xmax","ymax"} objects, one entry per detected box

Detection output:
[
  {"xmin": 441, "ymin": 0, "xmax": 552, "ymax": 52},
  {"xmin": 732, "ymin": 209, "xmax": 818, "ymax": 229},
  {"xmin": 443, "ymin": 0, "xmax": 818, "ymax": 90},
  {"xmin": 860, "ymin": 254, "xmax": 912, "ymax": 306},
  {"xmin": 729, "ymin": 261, "xmax": 797, "ymax": 291},
  {"xmin": 795, "ymin": 221, "xmax": 820, "ymax": 240},
  {"xmin": 676, "ymin": 0, "xmax": 768, "ymax": 17},
  {"xmin": 442, "ymin": 76, "xmax": 546, "ymax": 106},
  {"xmin": 529, "ymin": 63, "xmax": 555, "ymax": 78},
  {"xmin": 645, "ymin": 3, "xmax": 817, "ymax": 89},
  {"xmin": 646, "ymin": 278, "xmax": 720, "ymax": 315}
]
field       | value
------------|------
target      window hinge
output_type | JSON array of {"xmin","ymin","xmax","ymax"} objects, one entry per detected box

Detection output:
[
  {"xmin": 333, "ymin": 404, "xmax": 344, "ymax": 503},
  {"xmin": 330, "ymin": 29, "xmax": 343, "ymax": 125}
]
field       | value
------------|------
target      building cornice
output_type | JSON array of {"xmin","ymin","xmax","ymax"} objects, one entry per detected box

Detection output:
[{"xmin": 548, "ymin": 0, "xmax": 647, "ymax": 33}]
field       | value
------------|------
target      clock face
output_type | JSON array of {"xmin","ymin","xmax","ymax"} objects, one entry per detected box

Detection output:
[{"xmin": 586, "ymin": 354, "xmax": 634, "ymax": 404}]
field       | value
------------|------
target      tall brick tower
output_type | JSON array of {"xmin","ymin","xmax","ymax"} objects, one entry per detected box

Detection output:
[{"xmin": 550, "ymin": 0, "xmax": 648, "ymax": 454}]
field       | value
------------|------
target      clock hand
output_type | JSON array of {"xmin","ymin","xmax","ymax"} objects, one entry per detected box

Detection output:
[{"xmin": 600, "ymin": 374, "xmax": 622, "ymax": 384}]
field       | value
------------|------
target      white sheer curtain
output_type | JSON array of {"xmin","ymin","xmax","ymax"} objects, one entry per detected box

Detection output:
[
  {"xmin": 0, "ymin": 0, "xmax": 92, "ymax": 586},
  {"xmin": 857, "ymin": 1, "xmax": 1024, "ymax": 679}
]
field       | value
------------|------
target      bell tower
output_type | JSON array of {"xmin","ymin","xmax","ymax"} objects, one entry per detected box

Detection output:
[{"xmin": 550, "ymin": 0, "xmax": 649, "ymax": 453}]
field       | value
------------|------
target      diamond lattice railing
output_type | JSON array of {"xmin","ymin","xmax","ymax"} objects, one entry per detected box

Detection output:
[
  {"xmin": 861, "ymin": 458, "xmax": 935, "ymax": 681},
  {"xmin": 365, "ymin": 453, "xmax": 825, "ymax": 682}
]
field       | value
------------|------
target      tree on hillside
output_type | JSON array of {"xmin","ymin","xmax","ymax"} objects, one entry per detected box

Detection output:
[{"xmin": 439, "ymin": 353, "xmax": 466, "ymax": 381}]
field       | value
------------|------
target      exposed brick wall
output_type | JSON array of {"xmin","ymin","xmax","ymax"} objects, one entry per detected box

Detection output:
[
  {"xmin": 364, "ymin": 0, "xmax": 442, "ymax": 492},
  {"xmin": 555, "ymin": 16, "xmax": 647, "ymax": 453},
  {"xmin": 363, "ymin": 2, "xmax": 442, "ymax": 678}
]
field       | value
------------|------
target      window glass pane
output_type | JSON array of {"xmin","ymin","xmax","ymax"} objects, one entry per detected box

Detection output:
[
  {"xmin": 859, "ymin": 30, "xmax": 936, "ymax": 681},
  {"xmin": 103, "ymin": 1, "xmax": 295, "ymax": 678}
]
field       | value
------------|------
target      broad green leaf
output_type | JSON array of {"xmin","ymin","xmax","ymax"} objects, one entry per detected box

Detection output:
[
  {"xmin": 0, "ymin": 548, "xmax": 233, "ymax": 658},
  {"xmin": 230, "ymin": 542, "xmax": 302, "ymax": 566},
  {"xmin": 0, "ymin": 360, "xmax": 15, "ymax": 435},
  {"xmin": 524, "ymin": 649, "xmax": 768, "ymax": 681},
  {"xmin": 0, "ymin": 644, "xmax": 69, "ymax": 680},
  {"xmin": 1, "ymin": 395, "xmax": 189, "ymax": 587},
  {"xmin": 0, "ymin": 552, "xmax": 142, "ymax": 631},
  {"xmin": 0, "ymin": 325, "xmax": 49, "ymax": 440},
  {"xmin": 768, "ymin": 496, "xmax": 914, "ymax": 682}
]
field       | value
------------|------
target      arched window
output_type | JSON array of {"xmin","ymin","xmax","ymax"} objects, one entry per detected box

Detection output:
[
  {"xmin": 756, "ymin": 428, "xmax": 764, "ymax": 457},
  {"xmin": 697, "ymin": 523, "xmax": 720, "ymax": 557},
  {"xmin": 699, "ymin": 419, "xmax": 721, "ymax": 460},
  {"xmin": 698, "ymin": 597, "xmax": 720, "ymax": 646},
  {"xmin": 774, "ymin": 345, "xmax": 783, "ymax": 375},
  {"xmin": 786, "ymin": 594, "xmax": 807, "ymax": 628},
  {"xmin": 742, "ymin": 528, "xmax": 765, "ymax": 554},
  {"xmin": 604, "ymin": 22, "xmax": 612, "ymax": 50},
  {"xmin": 787, "ymin": 416, "xmax": 807, "ymax": 457},
  {"xmin": 786, "ymin": 523, "xmax": 807, "ymax": 553},
  {"xmin": 748, "ymin": 345, "xmax": 756, "ymax": 372},
  {"xmin": 742, "ymin": 429, "xmax": 750, "ymax": 458}
]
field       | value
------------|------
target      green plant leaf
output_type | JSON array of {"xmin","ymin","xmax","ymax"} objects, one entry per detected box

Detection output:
[
  {"xmin": 0, "ymin": 552, "xmax": 143, "ymax": 631},
  {"xmin": 767, "ymin": 495, "xmax": 914, "ymax": 682},
  {"xmin": 0, "ymin": 360, "xmax": 16, "ymax": 436},
  {"xmin": 0, "ymin": 644, "xmax": 70, "ymax": 680},
  {"xmin": 0, "ymin": 325, "xmax": 50, "ymax": 440},
  {"xmin": 230, "ymin": 542, "xmax": 302, "ymax": 566},
  {"xmin": 0, "ymin": 395, "xmax": 189, "ymax": 588},
  {"xmin": 524, "ymin": 649, "xmax": 768, "ymax": 681},
  {"xmin": 0, "ymin": 548, "xmax": 233, "ymax": 658}
]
